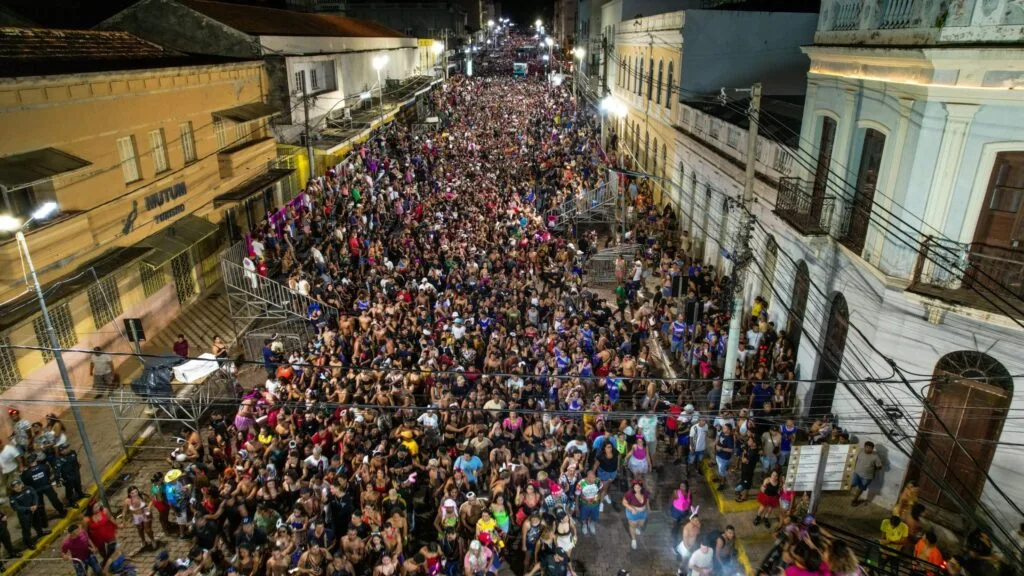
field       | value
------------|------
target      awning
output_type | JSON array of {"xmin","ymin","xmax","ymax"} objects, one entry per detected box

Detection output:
[
  {"xmin": 0, "ymin": 246, "xmax": 151, "ymax": 332},
  {"xmin": 213, "ymin": 168, "xmax": 294, "ymax": 208},
  {"xmin": 136, "ymin": 215, "xmax": 220, "ymax": 269},
  {"xmin": 211, "ymin": 102, "xmax": 279, "ymax": 123},
  {"xmin": 0, "ymin": 147, "xmax": 91, "ymax": 188}
]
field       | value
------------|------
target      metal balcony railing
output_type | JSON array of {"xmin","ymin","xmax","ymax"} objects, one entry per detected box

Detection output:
[
  {"xmin": 879, "ymin": 0, "xmax": 915, "ymax": 28},
  {"xmin": 910, "ymin": 236, "xmax": 1024, "ymax": 313},
  {"xmin": 774, "ymin": 177, "xmax": 835, "ymax": 236},
  {"xmin": 833, "ymin": 0, "xmax": 862, "ymax": 30}
]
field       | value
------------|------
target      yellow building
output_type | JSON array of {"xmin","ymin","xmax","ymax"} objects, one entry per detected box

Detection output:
[
  {"xmin": 611, "ymin": 12, "xmax": 682, "ymax": 208},
  {"xmin": 0, "ymin": 28, "xmax": 294, "ymax": 413}
]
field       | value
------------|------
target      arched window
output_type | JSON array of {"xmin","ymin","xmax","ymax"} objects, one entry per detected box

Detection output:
[
  {"xmin": 760, "ymin": 237, "xmax": 778, "ymax": 306},
  {"xmin": 656, "ymin": 60, "xmax": 663, "ymax": 105},
  {"xmin": 661, "ymin": 143, "xmax": 667, "ymax": 183},
  {"xmin": 909, "ymin": 351, "xmax": 1013, "ymax": 510},
  {"xmin": 811, "ymin": 292, "xmax": 848, "ymax": 417},
  {"xmin": 652, "ymin": 137, "xmax": 659, "ymax": 180},
  {"xmin": 644, "ymin": 131, "xmax": 650, "ymax": 170},
  {"xmin": 787, "ymin": 261, "xmax": 810, "ymax": 355},
  {"xmin": 647, "ymin": 58, "xmax": 654, "ymax": 100},
  {"xmin": 636, "ymin": 57, "xmax": 642, "ymax": 95},
  {"xmin": 666, "ymin": 61, "xmax": 674, "ymax": 109}
]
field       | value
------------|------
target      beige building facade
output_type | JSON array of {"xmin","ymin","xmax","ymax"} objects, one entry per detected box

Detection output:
[{"xmin": 0, "ymin": 28, "xmax": 288, "ymax": 425}]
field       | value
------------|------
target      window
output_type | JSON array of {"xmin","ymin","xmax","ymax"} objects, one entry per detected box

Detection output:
[
  {"xmin": 116, "ymin": 136, "xmax": 140, "ymax": 183},
  {"xmin": 180, "ymin": 122, "xmax": 197, "ymax": 163},
  {"xmin": 709, "ymin": 120, "xmax": 719, "ymax": 140},
  {"xmin": 682, "ymin": 107, "xmax": 690, "ymax": 126},
  {"xmin": 661, "ymin": 144, "xmax": 667, "ymax": 182},
  {"xmin": 310, "ymin": 68, "xmax": 320, "ymax": 91},
  {"xmin": 294, "ymin": 70, "xmax": 306, "ymax": 93},
  {"xmin": 149, "ymin": 128, "xmax": 169, "ymax": 173},
  {"xmin": 647, "ymin": 58, "xmax": 654, "ymax": 101},
  {"xmin": 140, "ymin": 263, "xmax": 166, "ymax": 298},
  {"xmin": 214, "ymin": 120, "xmax": 227, "ymax": 150},
  {"xmin": 727, "ymin": 128, "xmax": 739, "ymax": 148},
  {"xmin": 2, "ymin": 186, "xmax": 38, "ymax": 219},
  {"xmin": 87, "ymin": 275, "xmax": 122, "ymax": 329},
  {"xmin": 630, "ymin": 56, "xmax": 638, "ymax": 94},
  {"xmin": 652, "ymin": 137, "xmax": 659, "ymax": 178},
  {"xmin": 0, "ymin": 335, "xmax": 19, "ymax": 392},
  {"xmin": 656, "ymin": 60, "xmax": 663, "ymax": 105},
  {"xmin": 33, "ymin": 302, "xmax": 76, "ymax": 364},
  {"xmin": 666, "ymin": 62, "xmax": 673, "ymax": 109}
]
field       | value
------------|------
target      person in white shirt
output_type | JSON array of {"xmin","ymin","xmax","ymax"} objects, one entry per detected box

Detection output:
[
  {"xmin": 251, "ymin": 238, "xmax": 265, "ymax": 260},
  {"xmin": 0, "ymin": 442, "xmax": 20, "ymax": 502},
  {"xmin": 688, "ymin": 538, "xmax": 714, "ymax": 575},
  {"xmin": 637, "ymin": 409, "xmax": 659, "ymax": 467},
  {"xmin": 451, "ymin": 318, "xmax": 466, "ymax": 340},
  {"xmin": 689, "ymin": 417, "xmax": 709, "ymax": 470},
  {"xmin": 417, "ymin": 410, "xmax": 439, "ymax": 431}
]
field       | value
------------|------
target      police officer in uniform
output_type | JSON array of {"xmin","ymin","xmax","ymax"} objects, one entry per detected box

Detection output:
[
  {"xmin": 21, "ymin": 453, "xmax": 66, "ymax": 518},
  {"xmin": 54, "ymin": 444, "xmax": 83, "ymax": 507},
  {"xmin": 10, "ymin": 479, "xmax": 48, "ymax": 548}
]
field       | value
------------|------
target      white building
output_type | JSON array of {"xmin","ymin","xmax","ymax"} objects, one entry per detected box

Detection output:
[
  {"xmin": 101, "ymin": 0, "xmax": 420, "ymax": 143},
  {"xmin": 667, "ymin": 0, "xmax": 1024, "ymax": 545}
]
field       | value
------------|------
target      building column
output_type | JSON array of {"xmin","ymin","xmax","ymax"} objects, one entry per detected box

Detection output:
[
  {"xmin": 797, "ymin": 81, "xmax": 819, "ymax": 180},
  {"xmin": 922, "ymin": 103, "xmax": 979, "ymax": 237},
  {"xmin": 866, "ymin": 97, "xmax": 914, "ymax": 265},
  {"xmin": 829, "ymin": 90, "xmax": 858, "ymax": 235}
]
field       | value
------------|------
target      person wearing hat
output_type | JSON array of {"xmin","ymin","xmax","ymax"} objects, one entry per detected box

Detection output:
[
  {"xmin": 162, "ymin": 469, "xmax": 189, "ymax": 539},
  {"xmin": 526, "ymin": 545, "xmax": 570, "ymax": 576},
  {"xmin": 234, "ymin": 517, "xmax": 267, "ymax": 552},
  {"xmin": 10, "ymin": 478, "xmax": 47, "ymax": 548},
  {"xmin": 151, "ymin": 550, "xmax": 176, "ymax": 576},
  {"xmin": 54, "ymin": 442, "xmax": 84, "ymax": 507},
  {"xmin": 21, "ymin": 451, "xmax": 66, "ymax": 518},
  {"xmin": 8, "ymin": 409, "xmax": 30, "ymax": 451}
]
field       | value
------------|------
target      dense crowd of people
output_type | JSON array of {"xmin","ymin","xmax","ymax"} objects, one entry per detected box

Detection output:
[{"xmin": 1, "ymin": 36, "xmax": 1017, "ymax": 576}]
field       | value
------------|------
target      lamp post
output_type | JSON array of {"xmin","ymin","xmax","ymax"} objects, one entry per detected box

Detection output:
[
  {"xmin": 599, "ymin": 95, "xmax": 626, "ymax": 154},
  {"xmin": 0, "ymin": 202, "xmax": 109, "ymax": 510},
  {"xmin": 372, "ymin": 55, "xmax": 389, "ymax": 125},
  {"xmin": 572, "ymin": 47, "xmax": 585, "ymax": 102}
]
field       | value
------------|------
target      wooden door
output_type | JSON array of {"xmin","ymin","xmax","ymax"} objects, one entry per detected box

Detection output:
[
  {"xmin": 811, "ymin": 293, "xmax": 848, "ymax": 418},
  {"xmin": 812, "ymin": 117, "xmax": 837, "ymax": 201},
  {"xmin": 786, "ymin": 261, "xmax": 810, "ymax": 355},
  {"xmin": 910, "ymin": 376, "xmax": 1009, "ymax": 510},
  {"xmin": 845, "ymin": 129, "xmax": 885, "ymax": 254},
  {"xmin": 974, "ymin": 152, "xmax": 1024, "ymax": 249}
]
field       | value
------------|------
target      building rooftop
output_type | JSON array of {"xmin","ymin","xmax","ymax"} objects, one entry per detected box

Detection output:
[
  {"xmin": 179, "ymin": 0, "xmax": 406, "ymax": 38},
  {"xmin": 682, "ymin": 95, "xmax": 804, "ymax": 148},
  {"xmin": 0, "ymin": 26, "xmax": 247, "ymax": 76}
]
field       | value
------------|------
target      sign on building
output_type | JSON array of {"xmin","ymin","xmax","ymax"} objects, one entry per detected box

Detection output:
[{"xmin": 784, "ymin": 444, "xmax": 858, "ymax": 492}]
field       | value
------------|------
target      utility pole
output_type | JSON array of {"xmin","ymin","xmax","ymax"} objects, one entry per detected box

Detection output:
[
  {"xmin": 721, "ymin": 82, "xmax": 761, "ymax": 405},
  {"xmin": 300, "ymin": 72, "xmax": 315, "ymax": 182}
]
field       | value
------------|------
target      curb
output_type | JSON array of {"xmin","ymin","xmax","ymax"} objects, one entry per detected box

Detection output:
[
  {"xmin": 736, "ymin": 540, "xmax": 754, "ymax": 575},
  {"xmin": 2, "ymin": 425, "xmax": 155, "ymax": 576},
  {"xmin": 701, "ymin": 461, "xmax": 760, "ymax": 515}
]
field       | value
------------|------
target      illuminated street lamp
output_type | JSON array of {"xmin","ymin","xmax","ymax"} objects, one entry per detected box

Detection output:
[
  {"xmin": 0, "ymin": 202, "xmax": 109, "ymax": 510},
  {"xmin": 535, "ymin": 18, "xmax": 542, "ymax": 29},
  {"xmin": 372, "ymin": 55, "xmax": 389, "ymax": 124}
]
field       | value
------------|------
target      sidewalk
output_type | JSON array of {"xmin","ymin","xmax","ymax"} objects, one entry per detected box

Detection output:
[{"xmin": 1, "ymin": 288, "xmax": 237, "ymax": 563}]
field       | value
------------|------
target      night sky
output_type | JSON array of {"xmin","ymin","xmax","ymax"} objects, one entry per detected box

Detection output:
[{"xmin": 1, "ymin": 0, "xmax": 553, "ymax": 30}]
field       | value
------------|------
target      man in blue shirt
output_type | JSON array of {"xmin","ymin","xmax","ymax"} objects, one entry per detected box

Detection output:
[
  {"xmin": 454, "ymin": 449, "xmax": 483, "ymax": 487},
  {"xmin": 670, "ymin": 313, "xmax": 687, "ymax": 360}
]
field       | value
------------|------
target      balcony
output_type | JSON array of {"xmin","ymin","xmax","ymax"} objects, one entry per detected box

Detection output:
[
  {"xmin": 774, "ymin": 177, "xmax": 835, "ymax": 236},
  {"xmin": 909, "ymin": 237, "xmax": 1024, "ymax": 316},
  {"xmin": 817, "ymin": 0, "xmax": 1024, "ymax": 45},
  {"xmin": 217, "ymin": 137, "xmax": 276, "ymax": 180}
]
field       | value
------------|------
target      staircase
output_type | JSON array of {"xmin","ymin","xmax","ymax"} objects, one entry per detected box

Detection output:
[{"xmin": 547, "ymin": 183, "xmax": 617, "ymax": 229}]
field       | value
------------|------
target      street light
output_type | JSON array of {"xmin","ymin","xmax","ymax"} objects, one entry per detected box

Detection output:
[
  {"xmin": 372, "ymin": 54, "xmax": 389, "ymax": 125},
  {"xmin": 535, "ymin": 18, "xmax": 542, "ymax": 30},
  {"xmin": 0, "ymin": 201, "xmax": 109, "ymax": 509}
]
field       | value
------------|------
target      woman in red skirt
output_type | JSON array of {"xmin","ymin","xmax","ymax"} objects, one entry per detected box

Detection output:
[{"xmin": 754, "ymin": 469, "xmax": 782, "ymax": 529}]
